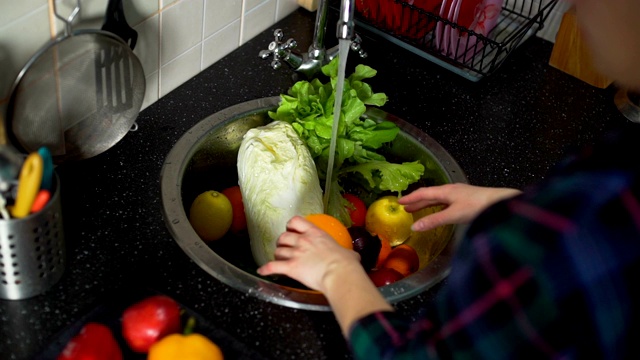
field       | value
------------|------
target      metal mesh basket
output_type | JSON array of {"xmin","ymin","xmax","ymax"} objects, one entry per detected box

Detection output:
[
  {"xmin": 0, "ymin": 174, "xmax": 64, "ymax": 300},
  {"xmin": 334, "ymin": 0, "xmax": 559, "ymax": 81}
]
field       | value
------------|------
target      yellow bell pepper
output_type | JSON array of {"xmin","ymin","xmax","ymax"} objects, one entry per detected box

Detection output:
[{"xmin": 147, "ymin": 318, "xmax": 223, "ymax": 360}]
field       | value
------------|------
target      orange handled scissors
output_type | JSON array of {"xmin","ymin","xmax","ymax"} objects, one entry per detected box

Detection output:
[{"xmin": 10, "ymin": 152, "xmax": 43, "ymax": 218}]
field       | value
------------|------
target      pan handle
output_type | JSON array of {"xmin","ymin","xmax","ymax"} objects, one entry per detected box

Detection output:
[{"xmin": 102, "ymin": 0, "xmax": 138, "ymax": 50}]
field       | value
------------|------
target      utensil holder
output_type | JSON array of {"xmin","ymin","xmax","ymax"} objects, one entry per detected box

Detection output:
[{"xmin": 0, "ymin": 173, "xmax": 65, "ymax": 300}]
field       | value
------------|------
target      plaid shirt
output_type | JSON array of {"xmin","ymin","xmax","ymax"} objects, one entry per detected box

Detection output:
[{"xmin": 349, "ymin": 123, "xmax": 640, "ymax": 359}]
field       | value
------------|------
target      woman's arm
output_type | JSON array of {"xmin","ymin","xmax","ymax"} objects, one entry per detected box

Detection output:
[{"xmin": 258, "ymin": 184, "xmax": 521, "ymax": 337}]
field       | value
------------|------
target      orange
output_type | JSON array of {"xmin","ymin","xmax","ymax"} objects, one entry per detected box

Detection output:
[
  {"xmin": 375, "ymin": 237, "xmax": 392, "ymax": 269},
  {"xmin": 222, "ymin": 185, "xmax": 246, "ymax": 234},
  {"xmin": 382, "ymin": 244, "xmax": 420, "ymax": 277},
  {"xmin": 305, "ymin": 214, "xmax": 353, "ymax": 250}
]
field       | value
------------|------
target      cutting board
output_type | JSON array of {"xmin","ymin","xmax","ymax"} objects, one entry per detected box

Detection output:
[
  {"xmin": 297, "ymin": 0, "xmax": 318, "ymax": 11},
  {"xmin": 549, "ymin": 7, "xmax": 613, "ymax": 89}
]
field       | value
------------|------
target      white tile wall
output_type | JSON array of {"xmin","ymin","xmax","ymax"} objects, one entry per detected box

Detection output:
[
  {"xmin": 204, "ymin": 0, "xmax": 242, "ymax": 37},
  {"xmin": 202, "ymin": 19, "xmax": 241, "ymax": 69},
  {"xmin": 243, "ymin": 0, "xmax": 278, "ymax": 44},
  {"xmin": 0, "ymin": 0, "xmax": 299, "ymax": 116},
  {"xmin": 0, "ymin": 6, "xmax": 51, "ymax": 101}
]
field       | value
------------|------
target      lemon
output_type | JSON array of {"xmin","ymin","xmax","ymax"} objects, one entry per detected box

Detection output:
[
  {"xmin": 365, "ymin": 195, "xmax": 414, "ymax": 247},
  {"xmin": 189, "ymin": 190, "xmax": 233, "ymax": 242}
]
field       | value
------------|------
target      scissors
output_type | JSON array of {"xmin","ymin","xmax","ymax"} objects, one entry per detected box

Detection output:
[
  {"xmin": 38, "ymin": 147, "xmax": 54, "ymax": 191},
  {"xmin": 0, "ymin": 194, "xmax": 10, "ymax": 220},
  {"xmin": 10, "ymin": 152, "xmax": 43, "ymax": 218}
]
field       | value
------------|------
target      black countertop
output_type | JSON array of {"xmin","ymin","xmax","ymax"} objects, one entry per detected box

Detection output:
[{"xmin": 0, "ymin": 8, "xmax": 629, "ymax": 360}]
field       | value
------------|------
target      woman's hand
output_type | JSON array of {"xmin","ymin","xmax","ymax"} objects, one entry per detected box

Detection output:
[
  {"xmin": 257, "ymin": 216, "xmax": 393, "ymax": 336},
  {"xmin": 257, "ymin": 215, "xmax": 362, "ymax": 293},
  {"xmin": 399, "ymin": 183, "xmax": 521, "ymax": 232}
]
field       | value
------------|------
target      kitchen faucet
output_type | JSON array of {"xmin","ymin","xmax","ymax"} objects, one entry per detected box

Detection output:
[{"xmin": 259, "ymin": 0, "xmax": 367, "ymax": 78}]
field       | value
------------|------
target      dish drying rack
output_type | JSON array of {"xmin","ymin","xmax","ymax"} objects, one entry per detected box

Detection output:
[{"xmin": 331, "ymin": 0, "xmax": 559, "ymax": 81}]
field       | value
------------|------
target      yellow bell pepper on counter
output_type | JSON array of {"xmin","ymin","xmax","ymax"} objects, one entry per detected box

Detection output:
[{"xmin": 148, "ymin": 317, "xmax": 223, "ymax": 360}]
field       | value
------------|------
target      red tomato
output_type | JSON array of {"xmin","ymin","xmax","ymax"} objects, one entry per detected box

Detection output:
[
  {"xmin": 121, "ymin": 295, "xmax": 182, "ymax": 353},
  {"xmin": 222, "ymin": 185, "xmax": 247, "ymax": 234},
  {"xmin": 58, "ymin": 322, "xmax": 123, "ymax": 360},
  {"xmin": 343, "ymin": 193, "xmax": 367, "ymax": 227},
  {"xmin": 368, "ymin": 267, "xmax": 404, "ymax": 287},
  {"xmin": 382, "ymin": 244, "xmax": 420, "ymax": 277}
]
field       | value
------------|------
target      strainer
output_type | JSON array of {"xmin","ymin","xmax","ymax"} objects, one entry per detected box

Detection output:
[{"xmin": 4, "ymin": 0, "xmax": 145, "ymax": 164}]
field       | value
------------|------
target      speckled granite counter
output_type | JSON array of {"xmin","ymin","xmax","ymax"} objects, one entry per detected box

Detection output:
[{"xmin": 0, "ymin": 8, "xmax": 630, "ymax": 360}]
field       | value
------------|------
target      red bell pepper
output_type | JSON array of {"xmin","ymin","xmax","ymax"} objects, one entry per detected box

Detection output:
[
  {"xmin": 121, "ymin": 295, "xmax": 182, "ymax": 353},
  {"xmin": 57, "ymin": 322, "xmax": 123, "ymax": 360}
]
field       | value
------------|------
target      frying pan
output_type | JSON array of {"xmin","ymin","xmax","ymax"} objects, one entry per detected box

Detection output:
[{"xmin": 4, "ymin": 0, "xmax": 145, "ymax": 164}]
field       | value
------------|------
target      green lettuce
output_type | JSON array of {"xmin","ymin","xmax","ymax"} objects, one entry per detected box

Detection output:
[{"xmin": 269, "ymin": 58, "xmax": 424, "ymax": 226}]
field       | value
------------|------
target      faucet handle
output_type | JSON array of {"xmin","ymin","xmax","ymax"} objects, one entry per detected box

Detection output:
[
  {"xmin": 259, "ymin": 29, "xmax": 298, "ymax": 70},
  {"xmin": 350, "ymin": 34, "xmax": 367, "ymax": 59},
  {"xmin": 328, "ymin": 33, "xmax": 368, "ymax": 62}
]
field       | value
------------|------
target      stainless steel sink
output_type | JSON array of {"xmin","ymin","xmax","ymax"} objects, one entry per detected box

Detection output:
[{"xmin": 160, "ymin": 96, "xmax": 468, "ymax": 311}]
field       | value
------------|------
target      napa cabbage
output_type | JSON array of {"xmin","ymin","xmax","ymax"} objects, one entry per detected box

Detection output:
[{"xmin": 237, "ymin": 121, "xmax": 324, "ymax": 266}]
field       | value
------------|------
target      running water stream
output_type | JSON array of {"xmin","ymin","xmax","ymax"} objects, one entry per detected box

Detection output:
[{"xmin": 322, "ymin": 39, "xmax": 351, "ymax": 211}]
